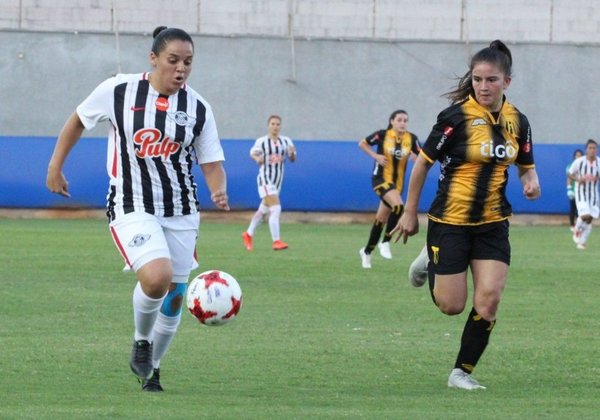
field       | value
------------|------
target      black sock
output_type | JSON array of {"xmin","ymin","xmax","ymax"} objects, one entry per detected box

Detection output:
[
  {"xmin": 454, "ymin": 308, "xmax": 496, "ymax": 373},
  {"xmin": 427, "ymin": 259, "xmax": 436, "ymax": 305},
  {"xmin": 365, "ymin": 220, "xmax": 384, "ymax": 254}
]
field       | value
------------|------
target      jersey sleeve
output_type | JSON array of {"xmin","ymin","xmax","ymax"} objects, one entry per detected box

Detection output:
[
  {"xmin": 568, "ymin": 157, "xmax": 581, "ymax": 177},
  {"xmin": 193, "ymin": 104, "xmax": 225, "ymax": 164},
  {"xmin": 76, "ymin": 77, "xmax": 115, "ymax": 130},
  {"xmin": 410, "ymin": 133, "xmax": 421, "ymax": 154},
  {"xmin": 515, "ymin": 113, "xmax": 535, "ymax": 168},
  {"xmin": 364, "ymin": 130, "xmax": 385, "ymax": 146},
  {"xmin": 250, "ymin": 137, "xmax": 264, "ymax": 157},
  {"xmin": 421, "ymin": 106, "xmax": 460, "ymax": 164}
]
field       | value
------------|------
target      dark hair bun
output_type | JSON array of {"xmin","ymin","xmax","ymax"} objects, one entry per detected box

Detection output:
[
  {"xmin": 489, "ymin": 39, "xmax": 512, "ymax": 67},
  {"xmin": 153, "ymin": 26, "xmax": 168, "ymax": 38}
]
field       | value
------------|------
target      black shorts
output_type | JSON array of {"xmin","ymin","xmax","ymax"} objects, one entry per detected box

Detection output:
[
  {"xmin": 372, "ymin": 178, "xmax": 398, "ymax": 208},
  {"xmin": 426, "ymin": 219, "xmax": 511, "ymax": 275}
]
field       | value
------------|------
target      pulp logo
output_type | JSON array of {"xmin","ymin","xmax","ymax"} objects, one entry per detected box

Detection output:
[
  {"xmin": 133, "ymin": 128, "xmax": 181, "ymax": 159},
  {"xmin": 155, "ymin": 97, "xmax": 169, "ymax": 112}
]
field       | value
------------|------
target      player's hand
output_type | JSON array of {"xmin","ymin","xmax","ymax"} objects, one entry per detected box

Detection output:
[
  {"xmin": 374, "ymin": 154, "xmax": 387, "ymax": 166},
  {"xmin": 390, "ymin": 211, "xmax": 419, "ymax": 244},
  {"xmin": 211, "ymin": 190, "xmax": 230, "ymax": 211},
  {"xmin": 46, "ymin": 169, "xmax": 71, "ymax": 198},
  {"xmin": 523, "ymin": 181, "xmax": 541, "ymax": 200},
  {"xmin": 567, "ymin": 189, "xmax": 575, "ymax": 200}
]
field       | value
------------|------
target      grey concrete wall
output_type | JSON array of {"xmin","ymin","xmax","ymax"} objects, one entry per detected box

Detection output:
[{"xmin": 2, "ymin": 30, "xmax": 598, "ymax": 144}]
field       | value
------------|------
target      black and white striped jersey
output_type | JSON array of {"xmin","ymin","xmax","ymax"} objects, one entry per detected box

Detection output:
[
  {"xmin": 569, "ymin": 155, "xmax": 600, "ymax": 206},
  {"xmin": 76, "ymin": 73, "xmax": 224, "ymax": 220},
  {"xmin": 250, "ymin": 135, "xmax": 295, "ymax": 190}
]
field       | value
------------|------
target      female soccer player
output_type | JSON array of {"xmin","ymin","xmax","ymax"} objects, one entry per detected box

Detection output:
[
  {"xmin": 358, "ymin": 110, "xmax": 420, "ymax": 268},
  {"xmin": 569, "ymin": 139, "xmax": 600, "ymax": 250},
  {"xmin": 46, "ymin": 26, "xmax": 229, "ymax": 392},
  {"xmin": 242, "ymin": 115, "xmax": 296, "ymax": 251},
  {"xmin": 393, "ymin": 40, "xmax": 540, "ymax": 389}
]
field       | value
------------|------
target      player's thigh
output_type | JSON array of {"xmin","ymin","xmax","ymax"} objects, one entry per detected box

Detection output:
[
  {"xmin": 258, "ymin": 183, "xmax": 279, "ymax": 201},
  {"xmin": 161, "ymin": 213, "xmax": 200, "ymax": 278},
  {"xmin": 432, "ymin": 272, "xmax": 469, "ymax": 313},
  {"xmin": 381, "ymin": 188, "xmax": 402, "ymax": 207},
  {"xmin": 263, "ymin": 193, "xmax": 281, "ymax": 207},
  {"xmin": 109, "ymin": 211, "xmax": 170, "ymax": 272}
]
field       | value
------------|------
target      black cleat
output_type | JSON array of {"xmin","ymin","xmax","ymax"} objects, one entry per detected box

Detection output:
[
  {"xmin": 129, "ymin": 339, "xmax": 153, "ymax": 380},
  {"xmin": 142, "ymin": 368, "xmax": 164, "ymax": 392}
]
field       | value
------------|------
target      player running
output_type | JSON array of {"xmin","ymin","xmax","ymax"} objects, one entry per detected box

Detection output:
[
  {"xmin": 569, "ymin": 139, "xmax": 600, "ymax": 250},
  {"xmin": 47, "ymin": 26, "xmax": 229, "ymax": 392},
  {"xmin": 242, "ymin": 115, "xmax": 296, "ymax": 251},
  {"xmin": 358, "ymin": 110, "xmax": 420, "ymax": 268}
]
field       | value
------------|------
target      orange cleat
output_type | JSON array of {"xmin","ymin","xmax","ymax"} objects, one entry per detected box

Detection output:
[
  {"xmin": 242, "ymin": 231, "xmax": 253, "ymax": 251},
  {"xmin": 272, "ymin": 240, "xmax": 288, "ymax": 250}
]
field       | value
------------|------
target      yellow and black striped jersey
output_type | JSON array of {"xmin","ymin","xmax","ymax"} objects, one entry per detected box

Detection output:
[
  {"xmin": 364, "ymin": 129, "xmax": 420, "ymax": 192},
  {"xmin": 421, "ymin": 95, "xmax": 535, "ymax": 225}
]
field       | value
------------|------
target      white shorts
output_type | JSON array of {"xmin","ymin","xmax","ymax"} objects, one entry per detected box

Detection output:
[
  {"xmin": 575, "ymin": 199, "xmax": 600, "ymax": 218},
  {"xmin": 258, "ymin": 183, "xmax": 280, "ymax": 199},
  {"xmin": 109, "ymin": 212, "xmax": 199, "ymax": 280}
]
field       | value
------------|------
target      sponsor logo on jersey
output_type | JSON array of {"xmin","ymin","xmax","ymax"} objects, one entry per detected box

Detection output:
[
  {"xmin": 128, "ymin": 233, "xmax": 151, "ymax": 247},
  {"xmin": 472, "ymin": 118, "xmax": 487, "ymax": 126},
  {"xmin": 167, "ymin": 110, "xmax": 196, "ymax": 127},
  {"xmin": 155, "ymin": 97, "xmax": 169, "ymax": 112},
  {"xmin": 133, "ymin": 128, "xmax": 181, "ymax": 160},
  {"xmin": 436, "ymin": 126, "xmax": 453, "ymax": 150},
  {"xmin": 130, "ymin": 106, "xmax": 145, "ymax": 112},
  {"xmin": 480, "ymin": 140, "xmax": 516, "ymax": 159}
]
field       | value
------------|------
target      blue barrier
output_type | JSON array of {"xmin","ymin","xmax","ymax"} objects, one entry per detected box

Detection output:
[{"xmin": 0, "ymin": 136, "xmax": 574, "ymax": 214}]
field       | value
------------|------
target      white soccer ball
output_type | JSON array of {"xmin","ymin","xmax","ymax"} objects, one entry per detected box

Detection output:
[{"xmin": 187, "ymin": 270, "xmax": 243, "ymax": 326}]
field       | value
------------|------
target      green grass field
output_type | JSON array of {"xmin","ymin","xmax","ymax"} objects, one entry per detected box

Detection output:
[{"xmin": 1, "ymin": 217, "xmax": 599, "ymax": 419}]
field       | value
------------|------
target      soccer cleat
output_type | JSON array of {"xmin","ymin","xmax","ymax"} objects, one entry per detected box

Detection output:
[
  {"xmin": 359, "ymin": 247, "xmax": 372, "ymax": 269},
  {"xmin": 242, "ymin": 231, "xmax": 253, "ymax": 251},
  {"xmin": 447, "ymin": 368, "xmax": 486, "ymax": 390},
  {"xmin": 577, "ymin": 243, "xmax": 586, "ymax": 250},
  {"xmin": 378, "ymin": 242, "xmax": 392, "ymax": 259},
  {"xmin": 272, "ymin": 240, "xmax": 288, "ymax": 250},
  {"xmin": 142, "ymin": 368, "xmax": 164, "ymax": 392},
  {"xmin": 408, "ymin": 246, "xmax": 429, "ymax": 287},
  {"xmin": 129, "ymin": 339, "xmax": 153, "ymax": 380}
]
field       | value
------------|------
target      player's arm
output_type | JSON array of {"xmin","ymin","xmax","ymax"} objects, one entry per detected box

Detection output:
[
  {"xmin": 200, "ymin": 160, "xmax": 230, "ymax": 211},
  {"xmin": 249, "ymin": 144, "xmax": 264, "ymax": 165},
  {"xmin": 288, "ymin": 145, "xmax": 297, "ymax": 162},
  {"xmin": 518, "ymin": 166, "xmax": 541, "ymax": 200},
  {"xmin": 46, "ymin": 112, "xmax": 86, "ymax": 198},
  {"xmin": 359, "ymin": 137, "xmax": 386, "ymax": 166},
  {"xmin": 391, "ymin": 154, "xmax": 433, "ymax": 243}
]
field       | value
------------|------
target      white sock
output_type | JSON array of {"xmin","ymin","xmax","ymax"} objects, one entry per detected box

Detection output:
[
  {"xmin": 268, "ymin": 204, "xmax": 282, "ymax": 241},
  {"xmin": 247, "ymin": 204, "xmax": 268, "ymax": 235},
  {"xmin": 580, "ymin": 222, "xmax": 592, "ymax": 244},
  {"xmin": 132, "ymin": 282, "xmax": 166, "ymax": 342},
  {"xmin": 151, "ymin": 312, "xmax": 182, "ymax": 369},
  {"xmin": 574, "ymin": 217, "xmax": 584, "ymax": 234}
]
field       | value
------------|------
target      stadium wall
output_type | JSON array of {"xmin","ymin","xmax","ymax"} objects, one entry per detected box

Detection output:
[
  {"xmin": 0, "ymin": 136, "xmax": 574, "ymax": 214},
  {"xmin": 2, "ymin": 30, "xmax": 600, "ymax": 144}
]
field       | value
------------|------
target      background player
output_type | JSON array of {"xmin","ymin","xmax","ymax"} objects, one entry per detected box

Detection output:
[
  {"xmin": 569, "ymin": 139, "xmax": 600, "ymax": 249},
  {"xmin": 358, "ymin": 110, "xmax": 420, "ymax": 268},
  {"xmin": 242, "ymin": 115, "xmax": 296, "ymax": 251},
  {"xmin": 47, "ymin": 26, "xmax": 229, "ymax": 392},
  {"xmin": 393, "ymin": 40, "xmax": 540, "ymax": 390}
]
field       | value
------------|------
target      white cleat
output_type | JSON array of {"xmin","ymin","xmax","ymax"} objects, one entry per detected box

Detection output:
[
  {"xmin": 408, "ymin": 246, "xmax": 429, "ymax": 287},
  {"xmin": 378, "ymin": 242, "xmax": 393, "ymax": 259},
  {"xmin": 359, "ymin": 247, "xmax": 372, "ymax": 269},
  {"xmin": 448, "ymin": 368, "xmax": 486, "ymax": 390},
  {"xmin": 576, "ymin": 243, "xmax": 586, "ymax": 250}
]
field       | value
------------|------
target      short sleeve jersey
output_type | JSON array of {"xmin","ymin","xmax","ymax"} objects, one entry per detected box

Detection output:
[
  {"xmin": 420, "ymin": 95, "xmax": 535, "ymax": 225},
  {"xmin": 250, "ymin": 135, "xmax": 295, "ymax": 190},
  {"xmin": 364, "ymin": 129, "xmax": 420, "ymax": 192},
  {"xmin": 76, "ymin": 73, "xmax": 225, "ymax": 220},
  {"xmin": 568, "ymin": 155, "xmax": 600, "ymax": 205}
]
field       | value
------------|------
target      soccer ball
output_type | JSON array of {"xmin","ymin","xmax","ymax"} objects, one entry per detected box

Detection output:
[{"xmin": 187, "ymin": 270, "xmax": 243, "ymax": 326}]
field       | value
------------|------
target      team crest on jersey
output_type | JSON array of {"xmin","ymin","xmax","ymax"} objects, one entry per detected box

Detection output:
[
  {"xmin": 168, "ymin": 110, "xmax": 196, "ymax": 127},
  {"xmin": 472, "ymin": 118, "xmax": 487, "ymax": 126}
]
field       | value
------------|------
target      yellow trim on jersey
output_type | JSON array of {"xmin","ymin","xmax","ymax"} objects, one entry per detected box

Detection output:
[
  {"xmin": 420, "ymin": 150, "xmax": 435, "ymax": 164},
  {"xmin": 427, "ymin": 214, "xmax": 511, "ymax": 226}
]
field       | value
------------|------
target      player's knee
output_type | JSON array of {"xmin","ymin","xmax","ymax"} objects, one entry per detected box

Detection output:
[
  {"xmin": 160, "ymin": 282, "xmax": 187, "ymax": 316},
  {"xmin": 137, "ymin": 260, "xmax": 173, "ymax": 297},
  {"xmin": 435, "ymin": 298, "xmax": 465, "ymax": 315}
]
